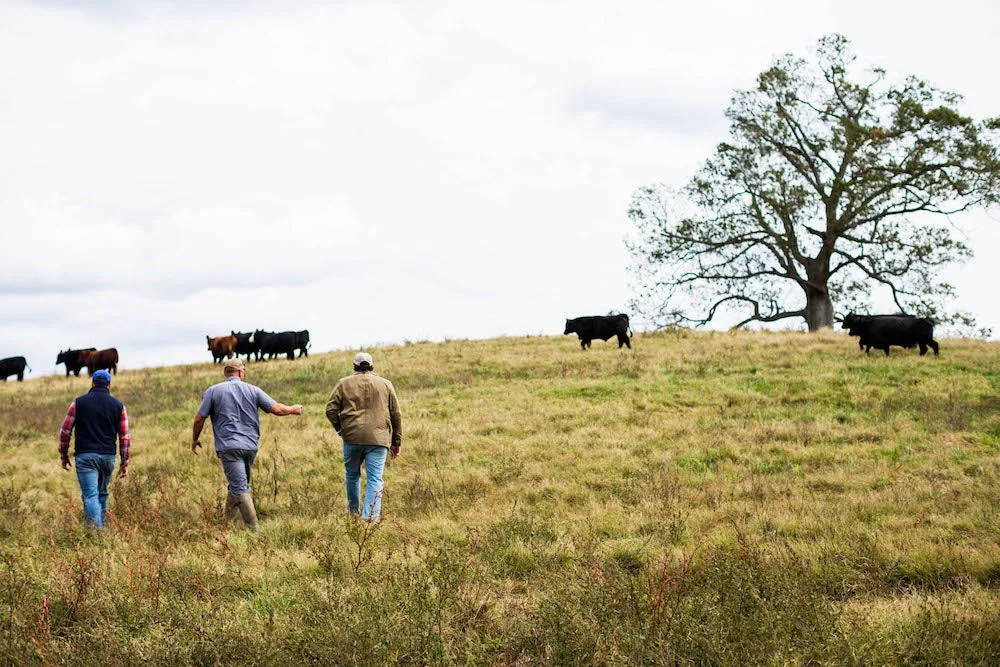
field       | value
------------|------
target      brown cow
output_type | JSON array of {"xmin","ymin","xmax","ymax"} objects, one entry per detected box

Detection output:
[
  {"xmin": 80, "ymin": 348, "xmax": 119, "ymax": 376},
  {"xmin": 207, "ymin": 335, "xmax": 238, "ymax": 363}
]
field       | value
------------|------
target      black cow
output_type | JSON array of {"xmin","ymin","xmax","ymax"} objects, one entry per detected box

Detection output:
[
  {"xmin": 232, "ymin": 331, "xmax": 261, "ymax": 362},
  {"xmin": 0, "ymin": 356, "xmax": 30, "ymax": 382},
  {"xmin": 254, "ymin": 330, "xmax": 297, "ymax": 360},
  {"xmin": 294, "ymin": 330, "xmax": 311, "ymax": 358},
  {"xmin": 56, "ymin": 348, "xmax": 97, "ymax": 377},
  {"xmin": 564, "ymin": 314, "xmax": 632, "ymax": 350},
  {"xmin": 841, "ymin": 313, "xmax": 939, "ymax": 357}
]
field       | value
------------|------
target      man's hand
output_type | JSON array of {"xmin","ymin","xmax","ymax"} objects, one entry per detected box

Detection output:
[
  {"xmin": 118, "ymin": 465, "xmax": 128, "ymax": 478},
  {"xmin": 290, "ymin": 405, "xmax": 302, "ymax": 415},
  {"xmin": 61, "ymin": 458, "xmax": 72, "ymax": 471},
  {"xmin": 192, "ymin": 439, "xmax": 202, "ymax": 453},
  {"xmin": 390, "ymin": 445, "xmax": 400, "ymax": 460}
]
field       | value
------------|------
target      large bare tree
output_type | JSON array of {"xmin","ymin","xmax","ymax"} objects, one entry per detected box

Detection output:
[{"xmin": 628, "ymin": 34, "xmax": 1000, "ymax": 331}]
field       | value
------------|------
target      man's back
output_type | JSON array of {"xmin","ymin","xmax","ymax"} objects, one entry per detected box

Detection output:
[
  {"xmin": 73, "ymin": 386, "xmax": 125, "ymax": 456},
  {"xmin": 326, "ymin": 372, "xmax": 401, "ymax": 447},
  {"xmin": 198, "ymin": 377, "xmax": 275, "ymax": 451}
]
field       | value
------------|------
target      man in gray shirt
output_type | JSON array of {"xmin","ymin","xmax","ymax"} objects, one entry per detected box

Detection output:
[{"xmin": 192, "ymin": 357, "xmax": 302, "ymax": 530}]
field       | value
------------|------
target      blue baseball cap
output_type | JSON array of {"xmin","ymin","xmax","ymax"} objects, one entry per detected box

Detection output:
[{"xmin": 92, "ymin": 370, "xmax": 112, "ymax": 385}]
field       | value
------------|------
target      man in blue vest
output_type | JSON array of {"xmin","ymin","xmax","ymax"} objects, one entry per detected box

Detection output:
[{"xmin": 58, "ymin": 369, "xmax": 132, "ymax": 529}]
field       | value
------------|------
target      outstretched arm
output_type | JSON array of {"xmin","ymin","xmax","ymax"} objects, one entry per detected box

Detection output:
[{"xmin": 270, "ymin": 403, "xmax": 302, "ymax": 416}]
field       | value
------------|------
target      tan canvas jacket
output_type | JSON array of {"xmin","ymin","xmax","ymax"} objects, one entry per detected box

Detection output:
[{"xmin": 325, "ymin": 371, "xmax": 402, "ymax": 448}]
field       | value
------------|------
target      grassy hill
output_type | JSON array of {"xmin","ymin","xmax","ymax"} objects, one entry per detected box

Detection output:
[{"xmin": 2, "ymin": 329, "xmax": 999, "ymax": 664}]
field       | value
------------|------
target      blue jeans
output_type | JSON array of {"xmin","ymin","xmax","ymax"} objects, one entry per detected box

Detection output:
[
  {"xmin": 218, "ymin": 449, "xmax": 257, "ymax": 497},
  {"xmin": 75, "ymin": 452, "xmax": 117, "ymax": 528},
  {"xmin": 343, "ymin": 444, "xmax": 388, "ymax": 520}
]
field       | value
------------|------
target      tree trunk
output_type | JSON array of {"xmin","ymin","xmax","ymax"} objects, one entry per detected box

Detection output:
[{"xmin": 804, "ymin": 285, "xmax": 834, "ymax": 331}]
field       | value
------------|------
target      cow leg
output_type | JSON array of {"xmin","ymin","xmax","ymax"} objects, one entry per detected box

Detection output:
[
  {"xmin": 882, "ymin": 347, "xmax": 890, "ymax": 357},
  {"xmin": 919, "ymin": 342, "xmax": 928, "ymax": 355},
  {"xmin": 929, "ymin": 340, "xmax": 939, "ymax": 355},
  {"xmin": 17, "ymin": 371, "xmax": 24, "ymax": 381},
  {"xmin": 112, "ymin": 363, "xmax": 117, "ymax": 374}
]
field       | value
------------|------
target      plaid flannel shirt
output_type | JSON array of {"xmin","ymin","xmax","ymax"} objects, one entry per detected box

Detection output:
[{"xmin": 58, "ymin": 401, "xmax": 132, "ymax": 468}]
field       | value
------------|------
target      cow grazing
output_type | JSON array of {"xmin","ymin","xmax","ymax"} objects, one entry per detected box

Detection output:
[
  {"xmin": 56, "ymin": 347, "xmax": 97, "ymax": 377},
  {"xmin": 254, "ymin": 330, "xmax": 298, "ymax": 360},
  {"xmin": 294, "ymin": 330, "xmax": 311, "ymax": 358},
  {"xmin": 231, "ymin": 331, "xmax": 261, "ymax": 362},
  {"xmin": 564, "ymin": 314, "xmax": 632, "ymax": 350},
  {"xmin": 207, "ymin": 335, "xmax": 238, "ymax": 363},
  {"xmin": 841, "ymin": 313, "xmax": 939, "ymax": 357},
  {"xmin": 80, "ymin": 348, "xmax": 119, "ymax": 375},
  {"xmin": 0, "ymin": 356, "xmax": 30, "ymax": 382}
]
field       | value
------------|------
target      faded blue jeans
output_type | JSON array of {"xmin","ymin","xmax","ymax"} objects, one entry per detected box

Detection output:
[
  {"xmin": 218, "ymin": 449, "xmax": 257, "ymax": 497},
  {"xmin": 75, "ymin": 452, "xmax": 117, "ymax": 528},
  {"xmin": 343, "ymin": 444, "xmax": 388, "ymax": 520}
]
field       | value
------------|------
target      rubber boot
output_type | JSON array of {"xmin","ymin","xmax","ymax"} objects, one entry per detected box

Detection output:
[
  {"xmin": 226, "ymin": 493, "xmax": 241, "ymax": 522},
  {"xmin": 237, "ymin": 493, "xmax": 258, "ymax": 531}
]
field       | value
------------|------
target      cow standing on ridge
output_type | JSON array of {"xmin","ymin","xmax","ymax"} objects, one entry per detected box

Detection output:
[
  {"xmin": 80, "ymin": 348, "xmax": 119, "ymax": 375},
  {"xmin": 56, "ymin": 348, "xmax": 97, "ymax": 377},
  {"xmin": 231, "ymin": 331, "xmax": 261, "ymax": 362},
  {"xmin": 0, "ymin": 356, "xmax": 30, "ymax": 381},
  {"xmin": 841, "ymin": 313, "xmax": 939, "ymax": 357},
  {"xmin": 207, "ymin": 335, "xmax": 238, "ymax": 364},
  {"xmin": 564, "ymin": 314, "xmax": 632, "ymax": 349},
  {"xmin": 254, "ymin": 330, "xmax": 297, "ymax": 360}
]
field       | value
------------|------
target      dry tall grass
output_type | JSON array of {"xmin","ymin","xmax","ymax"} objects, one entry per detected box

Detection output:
[{"xmin": 1, "ymin": 329, "xmax": 998, "ymax": 664}]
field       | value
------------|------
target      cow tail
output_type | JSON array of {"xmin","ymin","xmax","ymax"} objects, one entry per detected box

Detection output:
[{"xmin": 26, "ymin": 362, "xmax": 32, "ymax": 374}]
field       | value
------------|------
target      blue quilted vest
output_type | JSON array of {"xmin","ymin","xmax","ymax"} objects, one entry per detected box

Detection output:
[{"xmin": 73, "ymin": 386, "xmax": 124, "ymax": 456}]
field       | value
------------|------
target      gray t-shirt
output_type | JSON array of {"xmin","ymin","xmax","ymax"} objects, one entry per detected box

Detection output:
[{"xmin": 198, "ymin": 377, "xmax": 276, "ymax": 452}]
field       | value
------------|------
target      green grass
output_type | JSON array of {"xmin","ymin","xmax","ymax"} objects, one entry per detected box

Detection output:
[{"xmin": 1, "ymin": 329, "xmax": 999, "ymax": 664}]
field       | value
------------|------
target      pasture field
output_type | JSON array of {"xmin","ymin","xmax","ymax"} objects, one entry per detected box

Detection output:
[{"xmin": 1, "ymin": 329, "xmax": 999, "ymax": 665}]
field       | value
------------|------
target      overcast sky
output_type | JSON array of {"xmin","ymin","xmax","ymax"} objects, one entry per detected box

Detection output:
[{"xmin": 2, "ymin": 0, "xmax": 998, "ymax": 376}]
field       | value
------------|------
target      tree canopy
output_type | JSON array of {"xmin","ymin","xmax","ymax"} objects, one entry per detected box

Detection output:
[{"xmin": 627, "ymin": 34, "xmax": 1000, "ymax": 332}]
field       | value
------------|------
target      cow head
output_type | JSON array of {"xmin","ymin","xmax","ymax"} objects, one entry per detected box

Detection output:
[
  {"xmin": 842, "ymin": 313, "xmax": 873, "ymax": 336},
  {"xmin": 563, "ymin": 319, "xmax": 574, "ymax": 335},
  {"xmin": 206, "ymin": 335, "xmax": 213, "ymax": 350},
  {"xmin": 56, "ymin": 349, "xmax": 67, "ymax": 365}
]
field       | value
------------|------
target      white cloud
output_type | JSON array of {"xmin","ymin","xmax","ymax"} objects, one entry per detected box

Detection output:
[{"xmin": 1, "ymin": 0, "xmax": 998, "ymax": 374}]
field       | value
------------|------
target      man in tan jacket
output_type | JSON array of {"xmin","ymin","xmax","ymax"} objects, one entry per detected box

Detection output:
[{"xmin": 325, "ymin": 352, "xmax": 402, "ymax": 521}]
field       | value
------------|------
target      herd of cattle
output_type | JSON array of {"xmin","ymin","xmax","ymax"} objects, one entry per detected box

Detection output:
[
  {"xmin": 207, "ymin": 330, "xmax": 311, "ymax": 363},
  {"xmin": 0, "ymin": 313, "xmax": 943, "ymax": 382},
  {"xmin": 0, "ymin": 328, "xmax": 312, "ymax": 382}
]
